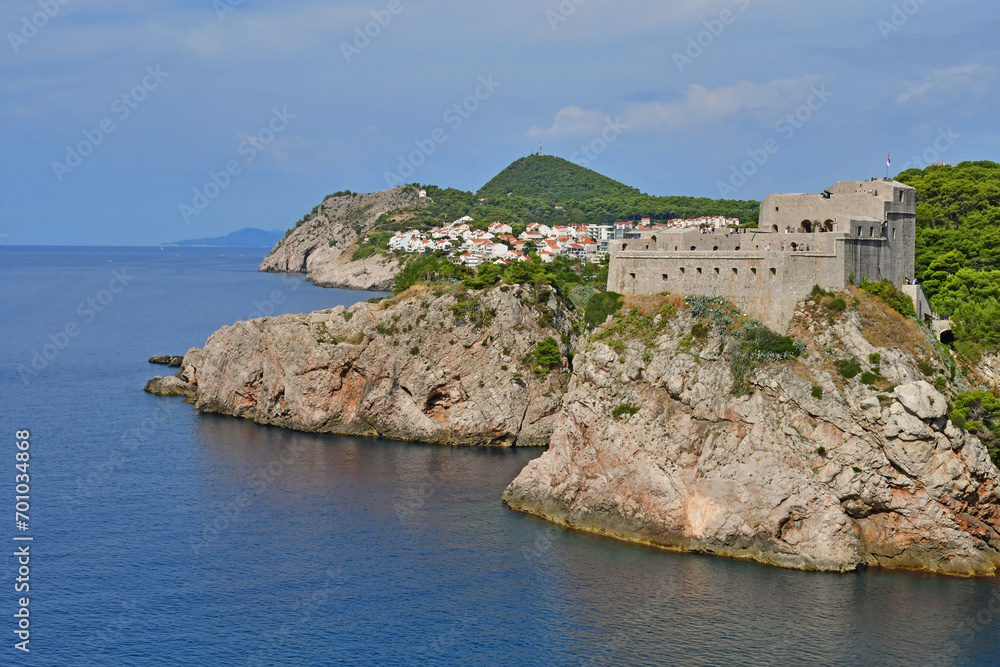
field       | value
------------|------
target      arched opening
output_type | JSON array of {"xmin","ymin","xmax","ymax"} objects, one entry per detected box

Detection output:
[
  {"xmin": 621, "ymin": 243, "xmax": 628, "ymax": 251},
  {"xmin": 940, "ymin": 329, "xmax": 955, "ymax": 345},
  {"xmin": 771, "ymin": 225, "xmax": 779, "ymax": 233},
  {"xmin": 823, "ymin": 219, "xmax": 834, "ymax": 232},
  {"xmin": 734, "ymin": 246, "xmax": 740, "ymax": 251},
  {"xmin": 790, "ymin": 242, "xmax": 798, "ymax": 251},
  {"xmin": 800, "ymin": 220, "xmax": 813, "ymax": 233},
  {"xmin": 651, "ymin": 235, "xmax": 658, "ymax": 244},
  {"xmin": 713, "ymin": 246, "xmax": 719, "ymax": 251},
  {"xmin": 690, "ymin": 246, "xmax": 697, "ymax": 251}
]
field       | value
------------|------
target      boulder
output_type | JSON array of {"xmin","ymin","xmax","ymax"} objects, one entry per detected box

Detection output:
[
  {"xmin": 144, "ymin": 376, "xmax": 193, "ymax": 396},
  {"xmin": 894, "ymin": 381, "xmax": 948, "ymax": 420}
]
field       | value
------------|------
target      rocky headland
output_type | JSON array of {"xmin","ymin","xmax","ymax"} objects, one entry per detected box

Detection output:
[
  {"xmin": 505, "ymin": 292, "xmax": 1000, "ymax": 576},
  {"xmin": 259, "ymin": 186, "xmax": 427, "ymax": 290},
  {"xmin": 147, "ymin": 286, "xmax": 1000, "ymax": 576},
  {"xmin": 148, "ymin": 284, "xmax": 573, "ymax": 446}
]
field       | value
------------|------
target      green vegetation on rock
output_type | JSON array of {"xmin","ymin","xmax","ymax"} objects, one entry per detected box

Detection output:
[{"xmin": 949, "ymin": 391, "xmax": 1000, "ymax": 467}]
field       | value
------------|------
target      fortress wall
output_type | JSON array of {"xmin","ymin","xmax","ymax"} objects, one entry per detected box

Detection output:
[
  {"xmin": 760, "ymin": 193, "xmax": 886, "ymax": 232},
  {"xmin": 641, "ymin": 230, "xmax": 836, "ymax": 254},
  {"xmin": 608, "ymin": 250, "xmax": 844, "ymax": 332},
  {"xmin": 843, "ymin": 237, "xmax": 885, "ymax": 285}
]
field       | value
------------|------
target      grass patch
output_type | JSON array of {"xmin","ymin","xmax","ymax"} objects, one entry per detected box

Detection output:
[
  {"xmin": 729, "ymin": 322, "xmax": 801, "ymax": 395},
  {"xmin": 612, "ymin": 404, "xmax": 639, "ymax": 420},
  {"xmin": 853, "ymin": 287, "xmax": 931, "ymax": 358},
  {"xmin": 836, "ymin": 358, "xmax": 862, "ymax": 379},
  {"xmin": 593, "ymin": 305, "xmax": 678, "ymax": 349},
  {"xmin": 811, "ymin": 386, "xmax": 824, "ymax": 399}
]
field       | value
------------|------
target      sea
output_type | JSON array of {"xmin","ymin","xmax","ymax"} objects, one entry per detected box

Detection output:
[{"xmin": 2, "ymin": 246, "xmax": 999, "ymax": 666}]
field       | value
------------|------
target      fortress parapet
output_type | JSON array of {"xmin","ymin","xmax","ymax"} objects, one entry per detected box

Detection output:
[{"xmin": 608, "ymin": 180, "xmax": 917, "ymax": 331}]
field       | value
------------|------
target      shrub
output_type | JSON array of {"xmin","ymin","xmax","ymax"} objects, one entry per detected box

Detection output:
[
  {"xmin": 852, "ymin": 466, "xmax": 862, "ymax": 474},
  {"xmin": 584, "ymin": 291, "xmax": 624, "ymax": 329},
  {"xmin": 343, "ymin": 311, "xmax": 354, "ymax": 322},
  {"xmin": 811, "ymin": 285, "xmax": 833, "ymax": 299},
  {"xmin": 410, "ymin": 346, "xmax": 420, "ymax": 356},
  {"xmin": 860, "ymin": 371, "xmax": 879, "ymax": 385},
  {"xmin": 531, "ymin": 337, "xmax": 563, "ymax": 375},
  {"xmin": 811, "ymin": 386, "xmax": 824, "ymax": 399},
  {"xmin": 934, "ymin": 376, "xmax": 948, "ymax": 392},
  {"xmin": 612, "ymin": 404, "xmax": 639, "ymax": 420},
  {"xmin": 868, "ymin": 352, "xmax": 881, "ymax": 366},
  {"xmin": 691, "ymin": 322, "xmax": 709, "ymax": 340},
  {"xmin": 729, "ymin": 323, "xmax": 801, "ymax": 395},
  {"xmin": 949, "ymin": 391, "xmax": 1000, "ymax": 466},
  {"xmin": 836, "ymin": 358, "xmax": 862, "ymax": 379},
  {"xmin": 918, "ymin": 360, "xmax": 935, "ymax": 376},
  {"xmin": 859, "ymin": 279, "xmax": 917, "ymax": 318},
  {"xmin": 816, "ymin": 446, "xmax": 828, "ymax": 457},
  {"xmin": 826, "ymin": 298, "xmax": 847, "ymax": 312}
]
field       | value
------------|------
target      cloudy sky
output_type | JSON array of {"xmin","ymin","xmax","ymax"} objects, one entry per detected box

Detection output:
[{"xmin": 1, "ymin": 0, "xmax": 997, "ymax": 245}]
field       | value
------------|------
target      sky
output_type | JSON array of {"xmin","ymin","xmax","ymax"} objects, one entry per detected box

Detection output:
[{"xmin": 1, "ymin": 0, "xmax": 998, "ymax": 245}]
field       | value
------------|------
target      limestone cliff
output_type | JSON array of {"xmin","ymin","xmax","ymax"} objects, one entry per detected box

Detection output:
[
  {"xmin": 149, "ymin": 285, "xmax": 574, "ymax": 446},
  {"xmin": 260, "ymin": 187, "xmax": 427, "ymax": 290},
  {"xmin": 504, "ymin": 292, "xmax": 1000, "ymax": 576}
]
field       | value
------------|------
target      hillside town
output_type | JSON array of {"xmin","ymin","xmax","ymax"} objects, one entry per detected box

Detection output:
[{"xmin": 387, "ymin": 214, "xmax": 741, "ymax": 269}]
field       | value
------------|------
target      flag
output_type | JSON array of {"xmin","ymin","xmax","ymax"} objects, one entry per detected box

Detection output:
[{"xmin": 887, "ymin": 154, "xmax": 891, "ymax": 168}]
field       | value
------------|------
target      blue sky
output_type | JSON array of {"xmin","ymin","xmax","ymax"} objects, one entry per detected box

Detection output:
[{"xmin": 1, "ymin": 0, "xmax": 997, "ymax": 245}]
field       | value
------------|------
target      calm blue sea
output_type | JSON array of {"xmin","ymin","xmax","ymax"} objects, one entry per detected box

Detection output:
[{"xmin": 2, "ymin": 246, "xmax": 999, "ymax": 666}]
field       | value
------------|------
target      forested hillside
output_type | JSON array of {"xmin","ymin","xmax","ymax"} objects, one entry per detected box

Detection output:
[{"xmin": 898, "ymin": 161, "xmax": 1000, "ymax": 360}]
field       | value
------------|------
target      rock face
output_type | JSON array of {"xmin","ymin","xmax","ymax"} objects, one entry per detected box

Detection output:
[
  {"xmin": 504, "ymin": 301, "xmax": 1000, "ymax": 576},
  {"xmin": 144, "ymin": 375, "xmax": 193, "ymax": 396},
  {"xmin": 149, "ymin": 355, "xmax": 184, "ymax": 367},
  {"xmin": 163, "ymin": 285, "xmax": 574, "ymax": 446},
  {"xmin": 259, "ymin": 187, "xmax": 427, "ymax": 290}
]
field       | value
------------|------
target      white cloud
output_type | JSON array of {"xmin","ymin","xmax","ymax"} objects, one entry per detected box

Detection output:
[
  {"xmin": 527, "ymin": 106, "xmax": 614, "ymax": 137},
  {"xmin": 896, "ymin": 64, "xmax": 997, "ymax": 105},
  {"xmin": 527, "ymin": 76, "xmax": 826, "ymax": 137}
]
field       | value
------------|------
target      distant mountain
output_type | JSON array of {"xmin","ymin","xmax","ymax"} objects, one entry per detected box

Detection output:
[
  {"xmin": 166, "ymin": 227, "xmax": 285, "ymax": 247},
  {"xmin": 477, "ymin": 154, "xmax": 641, "ymax": 202}
]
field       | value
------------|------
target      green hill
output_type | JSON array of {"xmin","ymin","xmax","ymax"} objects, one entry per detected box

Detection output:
[{"xmin": 478, "ymin": 155, "xmax": 640, "ymax": 202}]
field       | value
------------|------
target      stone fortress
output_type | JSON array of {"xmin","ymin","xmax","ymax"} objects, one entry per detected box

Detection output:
[{"xmin": 608, "ymin": 179, "xmax": 931, "ymax": 332}]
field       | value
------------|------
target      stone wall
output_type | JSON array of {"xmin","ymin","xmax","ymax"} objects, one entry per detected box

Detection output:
[{"xmin": 608, "ymin": 179, "xmax": 919, "ymax": 332}]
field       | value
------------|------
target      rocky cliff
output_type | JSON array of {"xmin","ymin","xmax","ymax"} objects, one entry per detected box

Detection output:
[
  {"xmin": 504, "ymin": 292, "xmax": 1000, "ymax": 576},
  {"xmin": 149, "ymin": 284, "xmax": 574, "ymax": 446},
  {"xmin": 260, "ymin": 187, "xmax": 426, "ymax": 290},
  {"xmin": 147, "ymin": 283, "xmax": 1000, "ymax": 576}
]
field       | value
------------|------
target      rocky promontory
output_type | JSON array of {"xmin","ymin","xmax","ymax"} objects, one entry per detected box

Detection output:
[
  {"xmin": 147, "ymin": 284, "xmax": 1000, "ymax": 576},
  {"xmin": 260, "ymin": 187, "xmax": 427, "ymax": 290},
  {"xmin": 148, "ymin": 284, "xmax": 573, "ymax": 446},
  {"xmin": 504, "ymin": 293, "xmax": 1000, "ymax": 576}
]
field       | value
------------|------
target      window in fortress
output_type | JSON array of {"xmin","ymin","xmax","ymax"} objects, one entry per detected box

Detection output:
[
  {"xmin": 662, "ymin": 274, "xmax": 669, "ymax": 281},
  {"xmin": 732, "ymin": 268, "xmax": 738, "ymax": 276},
  {"xmin": 629, "ymin": 272, "xmax": 636, "ymax": 280},
  {"xmin": 751, "ymin": 267, "xmax": 758, "ymax": 278},
  {"xmin": 691, "ymin": 246, "xmax": 696, "ymax": 251},
  {"xmin": 870, "ymin": 227, "xmax": 875, "ymax": 237},
  {"xmin": 893, "ymin": 228, "xmax": 897, "ymax": 240},
  {"xmin": 714, "ymin": 268, "xmax": 720, "ymax": 276},
  {"xmin": 713, "ymin": 246, "xmax": 719, "ymax": 251},
  {"xmin": 770, "ymin": 268, "xmax": 776, "ymax": 277},
  {"xmin": 697, "ymin": 268, "xmax": 703, "ymax": 275},
  {"xmin": 735, "ymin": 246, "xmax": 740, "ymax": 251},
  {"xmin": 680, "ymin": 267, "xmax": 686, "ymax": 276}
]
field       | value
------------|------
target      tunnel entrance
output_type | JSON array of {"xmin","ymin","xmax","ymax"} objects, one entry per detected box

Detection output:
[{"xmin": 940, "ymin": 329, "xmax": 955, "ymax": 345}]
